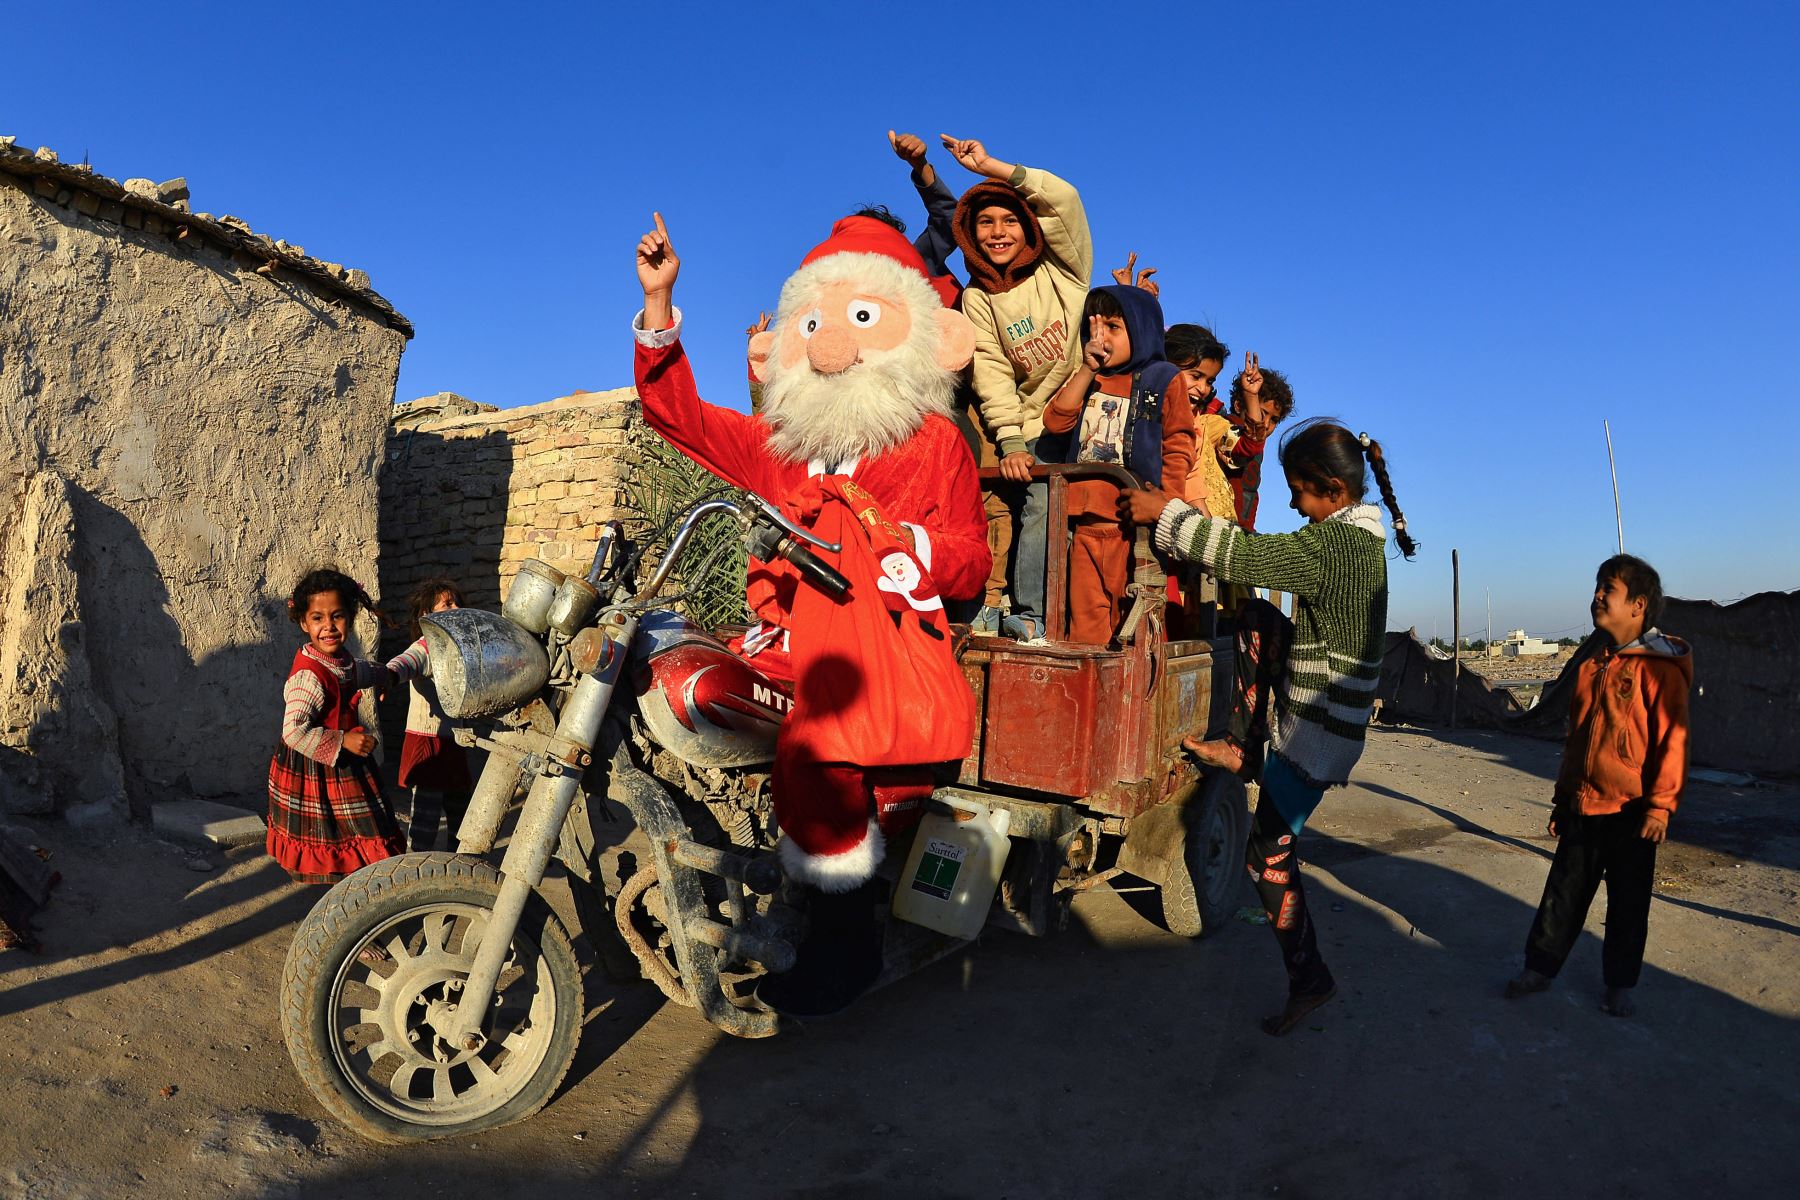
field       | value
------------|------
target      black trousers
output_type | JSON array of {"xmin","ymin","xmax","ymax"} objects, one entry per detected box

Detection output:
[
  {"xmin": 408, "ymin": 787, "xmax": 471, "ymax": 852},
  {"xmin": 1523, "ymin": 808, "xmax": 1657, "ymax": 988},
  {"xmin": 1247, "ymin": 797, "xmax": 1334, "ymax": 997}
]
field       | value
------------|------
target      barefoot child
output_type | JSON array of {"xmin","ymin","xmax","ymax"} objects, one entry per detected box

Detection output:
[
  {"xmin": 1506, "ymin": 555, "xmax": 1691, "ymax": 1017},
  {"xmin": 384, "ymin": 577, "xmax": 475, "ymax": 852},
  {"xmin": 266, "ymin": 569, "xmax": 404, "ymax": 884},
  {"xmin": 1120, "ymin": 420, "xmax": 1416, "ymax": 1034}
]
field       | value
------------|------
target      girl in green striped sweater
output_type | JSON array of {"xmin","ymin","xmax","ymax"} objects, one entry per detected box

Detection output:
[{"xmin": 1121, "ymin": 419, "xmax": 1417, "ymax": 1035}]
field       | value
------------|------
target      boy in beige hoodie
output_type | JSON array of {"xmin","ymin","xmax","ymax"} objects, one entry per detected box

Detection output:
[{"xmin": 943, "ymin": 134, "xmax": 1092, "ymax": 639}]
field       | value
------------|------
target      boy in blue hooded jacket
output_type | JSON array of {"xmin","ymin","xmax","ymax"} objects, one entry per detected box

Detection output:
[{"xmin": 1039, "ymin": 285, "xmax": 1196, "ymax": 643}]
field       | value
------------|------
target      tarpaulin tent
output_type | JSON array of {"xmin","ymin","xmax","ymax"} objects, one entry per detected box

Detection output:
[{"xmin": 1375, "ymin": 629, "xmax": 1524, "ymax": 729}]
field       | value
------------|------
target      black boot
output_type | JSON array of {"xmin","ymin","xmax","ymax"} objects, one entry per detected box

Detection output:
[{"xmin": 756, "ymin": 879, "xmax": 885, "ymax": 1019}]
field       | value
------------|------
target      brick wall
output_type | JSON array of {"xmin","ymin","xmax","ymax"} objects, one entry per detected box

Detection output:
[
  {"xmin": 376, "ymin": 387, "xmax": 636, "ymax": 769},
  {"xmin": 380, "ymin": 388, "xmax": 635, "ymax": 614}
]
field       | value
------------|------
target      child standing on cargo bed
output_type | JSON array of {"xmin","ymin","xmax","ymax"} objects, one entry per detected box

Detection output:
[
  {"xmin": 1119, "ymin": 419, "xmax": 1416, "ymax": 1035},
  {"xmin": 1505, "ymin": 555, "xmax": 1691, "ymax": 1017},
  {"xmin": 945, "ymin": 133, "xmax": 1092, "ymax": 640},
  {"xmin": 1039, "ymin": 285, "xmax": 1196, "ymax": 645}
]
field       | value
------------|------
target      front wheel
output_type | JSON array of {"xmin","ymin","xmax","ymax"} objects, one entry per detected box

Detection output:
[{"xmin": 280, "ymin": 853, "xmax": 582, "ymax": 1144}]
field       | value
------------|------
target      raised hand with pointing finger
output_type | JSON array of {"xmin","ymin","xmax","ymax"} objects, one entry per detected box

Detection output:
[
  {"xmin": 636, "ymin": 212, "xmax": 679, "ymax": 330},
  {"xmin": 939, "ymin": 134, "xmax": 1017, "ymax": 182},
  {"xmin": 890, "ymin": 129, "xmax": 939, "ymax": 191},
  {"xmin": 889, "ymin": 130, "xmax": 927, "ymax": 167}
]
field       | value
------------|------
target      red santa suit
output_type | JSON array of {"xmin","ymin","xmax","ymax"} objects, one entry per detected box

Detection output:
[{"xmin": 631, "ymin": 222, "xmax": 989, "ymax": 891}]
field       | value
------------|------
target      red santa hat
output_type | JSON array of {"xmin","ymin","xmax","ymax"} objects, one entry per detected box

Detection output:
[{"xmin": 800, "ymin": 216, "xmax": 961, "ymax": 309}]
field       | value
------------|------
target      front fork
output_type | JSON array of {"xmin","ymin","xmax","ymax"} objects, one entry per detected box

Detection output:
[{"xmin": 443, "ymin": 614, "xmax": 637, "ymax": 1050}]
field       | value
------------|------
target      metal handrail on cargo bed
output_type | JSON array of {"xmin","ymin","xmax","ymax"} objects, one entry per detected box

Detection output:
[{"xmin": 974, "ymin": 463, "xmax": 1214, "ymax": 645}]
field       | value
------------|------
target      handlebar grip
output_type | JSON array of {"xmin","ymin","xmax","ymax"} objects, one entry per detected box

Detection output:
[
  {"xmin": 747, "ymin": 524, "xmax": 852, "ymax": 599},
  {"xmin": 782, "ymin": 539, "xmax": 852, "ymax": 600}
]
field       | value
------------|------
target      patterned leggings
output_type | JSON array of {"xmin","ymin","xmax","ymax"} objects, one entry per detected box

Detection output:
[
  {"xmin": 1247, "ymin": 755, "xmax": 1334, "ymax": 997},
  {"xmin": 1226, "ymin": 598, "xmax": 1295, "ymax": 762}
]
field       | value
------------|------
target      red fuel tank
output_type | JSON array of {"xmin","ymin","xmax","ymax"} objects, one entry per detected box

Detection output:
[{"xmin": 629, "ymin": 611, "xmax": 791, "ymax": 768}]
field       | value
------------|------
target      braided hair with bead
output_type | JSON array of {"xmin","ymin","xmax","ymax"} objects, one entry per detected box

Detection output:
[{"xmin": 1278, "ymin": 419, "xmax": 1418, "ymax": 559}]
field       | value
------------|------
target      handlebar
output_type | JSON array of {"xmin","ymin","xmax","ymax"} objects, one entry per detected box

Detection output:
[
  {"xmin": 626, "ymin": 490, "xmax": 850, "ymax": 607},
  {"xmin": 746, "ymin": 525, "xmax": 852, "ymax": 600}
]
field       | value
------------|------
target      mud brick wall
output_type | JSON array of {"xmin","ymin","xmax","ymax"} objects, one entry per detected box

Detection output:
[
  {"xmin": 380, "ymin": 388, "xmax": 635, "ymax": 612},
  {"xmin": 0, "ymin": 140, "xmax": 410, "ymax": 817},
  {"xmin": 376, "ymin": 389, "xmax": 637, "ymax": 763}
]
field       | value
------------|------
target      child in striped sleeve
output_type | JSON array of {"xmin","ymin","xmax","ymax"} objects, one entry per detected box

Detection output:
[{"xmin": 1120, "ymin": 419, "xmax": 1417, "ymax": 1035}]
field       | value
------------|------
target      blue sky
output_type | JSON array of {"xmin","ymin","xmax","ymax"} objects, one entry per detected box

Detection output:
[{"xmin": 9, "ymin": 1, "xmax": 1797, "ymax": 637}]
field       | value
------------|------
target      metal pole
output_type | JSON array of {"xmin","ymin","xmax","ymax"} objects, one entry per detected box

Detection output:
[
  {"xmin": 1604, "ymin": 419, "xmax": 1624, "ymax": 554},
  {"xmin": 1450, "ymin": 549, "xmax": 1461, "ymax": 730}
]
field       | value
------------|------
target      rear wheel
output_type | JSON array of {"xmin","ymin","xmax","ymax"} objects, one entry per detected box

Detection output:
[
  {"xmin": 1159, "ymin": 770, "xmax": 1250, "ymax": 938},
  {"xmin": 280, "ymin": 853, "xmax": 582, "ymax": 1144}
]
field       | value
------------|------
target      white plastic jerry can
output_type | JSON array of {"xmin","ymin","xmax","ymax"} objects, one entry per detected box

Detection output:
[{"xmin": 891, "ymin": 795, "xmax": 1012, "ymax": 939}]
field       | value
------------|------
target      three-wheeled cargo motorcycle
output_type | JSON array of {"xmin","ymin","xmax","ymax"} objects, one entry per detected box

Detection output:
[{"xmin": 280, "ymin": 464, "xmax": 1250, "ymax": 1143}]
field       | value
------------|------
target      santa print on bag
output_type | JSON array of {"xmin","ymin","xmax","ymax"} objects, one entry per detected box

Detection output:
[{"xmin": 847, "ymin": 481, "xmax": 948, "ymax": 637}]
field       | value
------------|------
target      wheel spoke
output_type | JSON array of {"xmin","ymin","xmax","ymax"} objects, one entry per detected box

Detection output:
[
  {"xmin": 497, "ymin": 1019, "xmax": 538, "ymax": 1055},
  {"xmin": 386, "ymin": 1062, "xmax": 422, "ymax": 1103},
  {"xmin": 424, "ymin": 911, "xmax": 455, "ymax": 954}
]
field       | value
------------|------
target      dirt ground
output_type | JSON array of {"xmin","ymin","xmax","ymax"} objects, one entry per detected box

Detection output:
[{"xmin": 3, "ymin": 725, "xmax": 1797, "ymax": 1199}]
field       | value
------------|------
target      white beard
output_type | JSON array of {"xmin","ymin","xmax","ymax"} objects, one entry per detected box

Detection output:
[{"xmin": 761, "ymin": 340, "xmax": 954, "ymax": 467}]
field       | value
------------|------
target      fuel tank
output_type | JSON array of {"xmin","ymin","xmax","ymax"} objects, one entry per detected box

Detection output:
[{"xmin": 630, "ymin": 610, "xmax": 790, "ymax": 768}]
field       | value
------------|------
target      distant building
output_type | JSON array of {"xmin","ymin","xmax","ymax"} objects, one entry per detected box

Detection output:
[{"xmin": 1490, "ymin": 629, "xmax": 1559, "ymax": 658}]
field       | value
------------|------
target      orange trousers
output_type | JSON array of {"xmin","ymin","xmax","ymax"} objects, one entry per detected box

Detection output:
[{"xmin": 1068, "ymin": 520, "xmax": 1130, "ymax": 645}]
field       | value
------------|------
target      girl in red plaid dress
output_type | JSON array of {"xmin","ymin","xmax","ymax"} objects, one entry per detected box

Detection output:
[{"xmin": 266, "ymin": 569, "xmax": 404, "ymax": 883}]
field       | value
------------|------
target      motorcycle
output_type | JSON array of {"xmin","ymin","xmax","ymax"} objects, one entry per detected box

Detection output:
[{"xmin": 281, "ymin": 468, "xmax": 1247, "ymax": 1144}]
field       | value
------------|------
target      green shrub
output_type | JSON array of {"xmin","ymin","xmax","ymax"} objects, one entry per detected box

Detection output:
[{"xmin": 618, "ymin": 414, "xmax": 751, "ymax": 629}]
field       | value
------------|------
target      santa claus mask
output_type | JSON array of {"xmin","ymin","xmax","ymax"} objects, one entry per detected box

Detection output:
[{"xmin": 750, "ymin": 238, "xmax": 976, "ymax": 469}]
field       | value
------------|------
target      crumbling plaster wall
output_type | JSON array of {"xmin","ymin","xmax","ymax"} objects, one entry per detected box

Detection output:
[{"xmin": 0, "ymin": 171, "xmax": 407, "ymax": 813}]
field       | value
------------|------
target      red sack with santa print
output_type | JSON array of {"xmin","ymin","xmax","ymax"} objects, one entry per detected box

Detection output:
[{"xmin": 779, "ymin": 475, "xmax": 976, "ymax": 769}]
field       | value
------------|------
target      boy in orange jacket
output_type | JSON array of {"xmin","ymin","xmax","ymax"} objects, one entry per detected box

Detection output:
[{"xmin": 1506, "ymin": 554, "xmax": 1692, "ymax": 1017}]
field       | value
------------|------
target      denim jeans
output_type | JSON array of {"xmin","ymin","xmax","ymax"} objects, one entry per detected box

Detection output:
[{"xmin": 1010, "ymin": 436, "xmax": 1052, "ymax": 623}]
